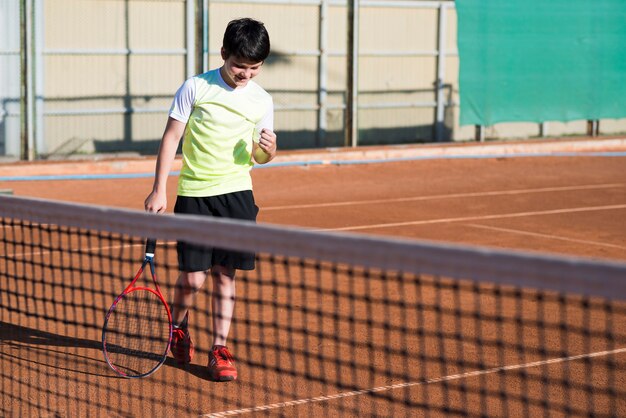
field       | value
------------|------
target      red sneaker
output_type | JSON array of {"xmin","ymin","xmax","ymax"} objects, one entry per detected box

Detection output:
[
  {"xmin": 208, "ymin": 345, "xmax": 237, "ymax": 382},
  {"xmin": 170, "ymin": 320, "xmax": 194, "ymax": 364}
]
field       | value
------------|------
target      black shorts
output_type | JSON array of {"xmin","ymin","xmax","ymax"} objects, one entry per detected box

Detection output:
[{"xmin": 173, "ymin": 191, "xmax": 259, "ymax": 272}]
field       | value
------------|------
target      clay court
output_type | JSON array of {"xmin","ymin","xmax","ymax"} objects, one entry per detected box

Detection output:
[
  {"xmin": 3, "ymin": 139, "xmax": 626, "ymax": 261},
  {"xmin": 1, "ymin": 138, "xmax": 626, "ymax": 417}
]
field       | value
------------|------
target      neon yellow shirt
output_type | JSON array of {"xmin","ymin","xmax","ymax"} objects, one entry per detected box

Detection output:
[{"xmin": 170, "ymin": 69, "xmax": 273, "ymax": 197}]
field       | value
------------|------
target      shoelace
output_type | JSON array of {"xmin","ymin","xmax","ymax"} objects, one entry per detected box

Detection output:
[
  {"xmin": 213, "ymin": 347, "xmax": 235, "ymax": 365},
  {"xmin": 172, "ymin": 328, "xmax": 190, "ymax": 354}
]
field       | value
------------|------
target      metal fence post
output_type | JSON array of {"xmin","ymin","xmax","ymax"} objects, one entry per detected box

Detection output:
[
  {"xmin": 587, "ymin": 120, "xmax": 599, "ymax": 137},
  {"xmin": 435, "ymin": 2, "xmax": 447, "ymax": 142},
  {"xmin": 345, "ymin": 0, "xmax": 359, "ymax": 148},
  {"xmin": 186, "ymin": 0, "xmax": 196, "ymax": 78},
  {"xmin": 20, "ymin": 0, "xmax": 35, "ymax": 161},
  {"xmin": 202, "ymin": 0, "xmax": 209, "ymax": 73},
  {"xmin": 195, "ymin": 0, "xmax": 205, "ymax": 75},
  {"xmin": 475, "ymin": 124, "xmax": 484, "ymax": 142},
  {"xmin": 317, "ymin": 0, "xmax": 328, "ymax": 147},
  {"xmin": 539, "ymin": 122, "xmax": 548, "ymax": 137},
  {"xmin": 34, "ymin": 0, "xmax": 44, "ymax": 155}
]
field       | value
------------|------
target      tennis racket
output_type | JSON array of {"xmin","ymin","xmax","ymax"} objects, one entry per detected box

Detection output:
[{"xmin": 102, "ymin": 239, "xmax": 172, "ymax": 378}]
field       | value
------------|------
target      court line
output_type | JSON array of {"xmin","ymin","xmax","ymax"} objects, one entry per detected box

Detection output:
[
  {"xmin": 0, "ymin": 172, "xmax": 159, "ymax": 182},
  {"xmin": 263, "ymin": 183, "xmax": 625, "ymax": 211},
  {"xmin": 465, "ymin": 223, "xmax": 626, "ymax": 250},
  {"xmin": 203, "ymin": 347, "xmax": 626, "ymax": 417},
  {"xmin": 326, "ymin": 204, "xmax": 626, "ymax": 232},
  {"xmin": 259, "ymin": 151, "xmax": 626, "ymax": 169},
  {"xmin": 1, "ymin": 151, "xmax": 625, "ymax": 182}
]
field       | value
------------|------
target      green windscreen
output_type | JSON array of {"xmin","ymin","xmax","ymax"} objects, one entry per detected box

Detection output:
[{"xmin": 456, "ymin": 0, "xmax": 626, "ymax": 126}]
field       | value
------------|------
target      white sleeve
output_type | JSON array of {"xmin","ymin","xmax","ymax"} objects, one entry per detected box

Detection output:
[
  {"xmin": 256, "ymin": 97, "xmax": 274, "ymax": 132},
  {"xmin": 169, "ymin": 78, "xmax": 196, "ymax": 123}
]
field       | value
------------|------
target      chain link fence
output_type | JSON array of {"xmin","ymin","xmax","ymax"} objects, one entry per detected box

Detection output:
[{"xmin": 2, "ymin": 0, "xmax": 624, "ymax": 161}]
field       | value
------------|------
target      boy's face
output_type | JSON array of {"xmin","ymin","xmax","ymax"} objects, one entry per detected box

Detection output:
[{"xmin": 220, "ymin": 48, "xmax": 263, "ymax": 89}]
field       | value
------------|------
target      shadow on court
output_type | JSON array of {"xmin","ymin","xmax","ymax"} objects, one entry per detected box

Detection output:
[{"xmin": 0, "ymin": 321, "xmax": 210, "ymax": 380}]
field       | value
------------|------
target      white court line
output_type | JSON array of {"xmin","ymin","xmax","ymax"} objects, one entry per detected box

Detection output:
[
  {"xmin": 466, "ymin": 223, "xmax": 626, "ymax": 250},
  {"xmin": 203, "ymin": 347, "xmax": 626, "ymax": 417},
  {"xmin": 326, "ymin": 204, "xmax": 626, "ymax": 232},
  {"xmin": 263, "ymin": 183, "xmax": 625, "ymax": 211}
]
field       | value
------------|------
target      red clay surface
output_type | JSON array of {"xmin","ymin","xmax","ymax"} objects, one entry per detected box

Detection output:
[
  {"xmin": 1, "ymin": 140, "xmax": 626, "ymax": 417},
  {"xmin": 3, "ymin": 146, "xmax": 625, "ymax": 262}
]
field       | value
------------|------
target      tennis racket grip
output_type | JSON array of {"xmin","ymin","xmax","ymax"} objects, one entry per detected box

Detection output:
[{"xmin": 145, "ymin": 238, "xmax": 157, "ymax": 256}]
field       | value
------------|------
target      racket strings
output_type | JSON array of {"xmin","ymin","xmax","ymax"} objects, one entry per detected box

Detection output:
[{"xmin": 105, "ymin": 289, "xmax": 170, "ymax": 376}]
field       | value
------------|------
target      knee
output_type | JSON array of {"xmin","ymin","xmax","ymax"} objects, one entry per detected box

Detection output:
[
  {"xmin": 178, "ymin": 271, "xmax": 206, "ymax": 293},
  {"xmin": 211, "ymin": 266, "xmax": 235, "ymax": 286}
]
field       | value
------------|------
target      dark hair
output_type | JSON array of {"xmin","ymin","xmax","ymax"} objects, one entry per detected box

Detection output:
[{"xmin": 222, "ymin": 18, "xmax": 270, "ymax": 62}]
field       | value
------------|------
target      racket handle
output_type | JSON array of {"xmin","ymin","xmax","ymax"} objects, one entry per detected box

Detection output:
[{"xmin": 145, "ymin": 238, "xmax": 157, "ymax": 256}]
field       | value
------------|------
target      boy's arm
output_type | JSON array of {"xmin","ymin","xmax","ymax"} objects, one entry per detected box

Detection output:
[
  {"xmin": 144, "ymin": 117, "xmax": 186, "ymax": 213},
  {"xmin": 252, "ymin": 128, "xmax": 277, "ymax": 164}
]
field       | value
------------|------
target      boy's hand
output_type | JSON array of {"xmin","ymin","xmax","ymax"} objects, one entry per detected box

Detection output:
[
  {"xmin": 253, "ymin": 128, "xmax": 277, "ymax": 164},
  {"xmin": 144, "ymin": 190, "xmax": 167, "ymax": 214}
]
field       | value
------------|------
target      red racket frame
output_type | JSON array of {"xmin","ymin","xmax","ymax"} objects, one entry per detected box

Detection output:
[{"xmin": 102, "ymin": 240, "xmax": 172, "ymax": 378}]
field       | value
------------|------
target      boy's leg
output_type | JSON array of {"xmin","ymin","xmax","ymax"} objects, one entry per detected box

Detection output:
[
  {"xmin": 172, "ymin": 271, "xmax": 208, "ymax": 325},
  {"xmin": 210, "ymin": 265, "xmax": 236, "ymax": 346},
  {"xmin": 170, "ymin": 271, "xmax": 207, "ymax": 364},
  {"xmin": 208, "ymin": 265, "xmax": 238, "ymax": 381}
]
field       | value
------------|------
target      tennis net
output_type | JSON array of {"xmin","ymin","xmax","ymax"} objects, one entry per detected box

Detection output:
[{"xmin": 1, "ymin": 194, "xmax": 625, "ymax": 417}]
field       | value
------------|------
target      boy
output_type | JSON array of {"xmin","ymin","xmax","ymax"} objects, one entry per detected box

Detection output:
[{"xmin": 144, "ymin": 18, "xmax": 276, "ymax": 382}]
